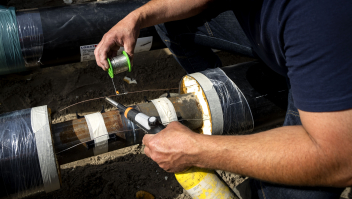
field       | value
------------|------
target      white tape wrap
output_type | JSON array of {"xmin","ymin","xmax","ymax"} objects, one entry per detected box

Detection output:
[
  {"xmin": 189, "ymin": 73, "xmax": 224, "ymax": 135},
  {"xmin": 31, "ymin": 105, "xmax": 60, "ymax": 193},
  {"xmin": 84, "ymin": 112, "xmax": 109, "ymax": 156},
  {"xmin": 151, "ymin": 97, "xmax": 178, "ymax": 125}
]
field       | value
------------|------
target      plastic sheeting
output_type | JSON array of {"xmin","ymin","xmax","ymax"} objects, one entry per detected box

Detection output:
[
  {"xmin": 16, "ymin": 10, "xmax": 44, "ymax": 68},
  {"xmin": 0, "ymin": 6, "xmax": 26, "ymax": 75},
  {"xmin": 0, "ymin": 108, "xmax": 44, "ymax": 198},
  {"xmin": 200, "ymin": 68, "xmax": 254, "ymax": 135}
]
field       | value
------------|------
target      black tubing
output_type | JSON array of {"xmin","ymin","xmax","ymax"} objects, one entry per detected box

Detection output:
[
  {"xmin": 9, "ymin": 0, "xmax": 165, "ymax": 74},
  {"xmin": 221, "ymin": 61, "xmax": 288, "ymax": 131}
]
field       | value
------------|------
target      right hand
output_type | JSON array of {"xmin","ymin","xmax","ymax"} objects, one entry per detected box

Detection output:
[
  {"xmin": 94, "ymin": 12, "xmax": 141, "ymax": 70},
  {"xmin": 143, "ymin": 122, "xmax": 201, "ymax": 173}
]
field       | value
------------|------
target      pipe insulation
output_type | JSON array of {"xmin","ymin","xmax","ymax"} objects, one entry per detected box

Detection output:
[
  {"xmin": 0, "ymin": 106, "xmax": 61, "ymax": 198},
  {"xmin": 180, "ymin": 61, "xmax": 288, "ymax": 135},
  {"xmin": 0, "ymin": 61, "xmax": 288, "ymax": 198},
  {"xmin": 0, "ymin": 1, "xmax": 166, "ymax": 75}
]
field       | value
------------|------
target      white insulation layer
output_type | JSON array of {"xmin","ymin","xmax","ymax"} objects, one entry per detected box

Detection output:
[
  {"xmin": 84, "ymin": 112, "xmax": 109, "ymax": 156},
  {"xmin": 31, "ymin": 105, "xmax": 60, "ymax": 193},
  {"xmin": 151, "ymin": 97, "xmax": 178, "ymax": 125},
  {"xmin": 182, "ymin": 76, "xmax": 212, "ymax": 135},
  {"xmin": 189, "ymin": 73, "xmax": 224, "ymax": 135}
]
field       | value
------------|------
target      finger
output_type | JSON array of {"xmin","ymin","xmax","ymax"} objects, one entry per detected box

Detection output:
[
  {"xmin": 98, "ymin": 39, "xmax": 120, "ymax": 70},
  {"xmin": 98, "ymin": 46, "xmax": 111, "ymax": 70},
  {"xmin": 144, "ymin": 146, "xmax": 151, "ymax": 158},
  {"xmin": 142, "ymin": 134, "xmax": 154, "ymax": 147},
  {"xmin": 123, "ymin": 39, "xmax": 136, "ymax": 66},
  {"xmin": 94, "ymin": 41, "xmax": 105, "ymax": 70}
]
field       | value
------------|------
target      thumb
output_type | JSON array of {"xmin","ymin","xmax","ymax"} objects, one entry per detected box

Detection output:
[{"xmin": 142, "ymin": 134, "xmax": 154, "ymax": 147}]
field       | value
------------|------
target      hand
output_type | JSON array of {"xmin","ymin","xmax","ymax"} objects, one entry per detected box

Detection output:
[
  {"xmin": 94, "ymin": 12, "xmax": 141, "ymax": 70},
  {"xmin": 143, "ymin": 122, "xmax": 201, "ymax": 173}
]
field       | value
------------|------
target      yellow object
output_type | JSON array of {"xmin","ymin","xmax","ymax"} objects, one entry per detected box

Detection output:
[
  {"xmin": 175, "ymin": 167, "xmax": 236, "ymax": 199},
  {"xmin": 116, "ymin": 90, "xmax": 119, "ymax": 94},
  {"xmin": 136, "ymin": 190, "xmax": 155, "ymax": 199}
]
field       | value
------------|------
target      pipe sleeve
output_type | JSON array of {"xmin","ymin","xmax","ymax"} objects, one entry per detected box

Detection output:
[{"xmin": 200, "ymin": 68, "xmax": 254, "ymax": 135}]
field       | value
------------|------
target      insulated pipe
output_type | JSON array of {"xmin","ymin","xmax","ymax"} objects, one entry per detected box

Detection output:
[
  {"xmin": 180, "ymin": 61, "xmax": 288, "ymax": 135},
  {"xmin": 221, "ymin": 61, "xmax": 288, "ymax": 130},
  {"xmin": 1, "ymin": 1, "xmax": 166, "ymax": 75},
  {"xmin": 0, "ymin": 106, "xmax": 61, "ymax": 198}
]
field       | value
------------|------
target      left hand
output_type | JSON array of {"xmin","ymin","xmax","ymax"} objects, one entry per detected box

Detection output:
[{"xmin": 143, "ymin": 121, "xmax": 200, "ymax": 173}]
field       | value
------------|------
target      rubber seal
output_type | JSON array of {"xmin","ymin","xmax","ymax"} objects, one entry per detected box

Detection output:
[
  {"xmin": 107, "ymin": 58, "xmax": 114, "ymax": 78},
  {"xmin": 122, "ymin": 51, "xmax": 131, "ymax": 72}
]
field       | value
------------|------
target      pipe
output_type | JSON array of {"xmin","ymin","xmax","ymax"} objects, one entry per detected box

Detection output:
[
  {"xmin": 53, "ymin": 93, "xmax": 202, "ymax": 165},
  {"xmin": 221, "ymin": 61, "xmax": 288, "ymax": 131},
  {"xmin": 180, "ymin": 61, "xmax": 288, "ymax": 135},
  {"xmin": 1, "ymin": 1, "xmax": 166, "ymax": 75},
  {"xmin": 135, "ymin": 93, "xmax": 203, "ymax": 131}
]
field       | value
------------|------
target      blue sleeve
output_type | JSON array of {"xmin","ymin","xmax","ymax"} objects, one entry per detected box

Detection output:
[{"xmin": 283, "ymin": 0, "xmax": 352, "ymax": 112}]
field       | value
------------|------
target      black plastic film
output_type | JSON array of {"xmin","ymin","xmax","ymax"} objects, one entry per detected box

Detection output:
[
  {"xmin": 221, "ymin": 61, "xmax": 288, "ymax": 131},
  {"xmin": 16, "ymin": 9, "xmax": 44, "ymax": 67},
  {"xmin": 201, "ymin": 68, "xmax": 254, "ymax": 135},
  {"xmin": 36, "ymin": 0, "xmax": 164, "ymax": 66},
  {"xmin": 0, "ymin": 6, "xmax": 26, "ymax": 75},
  {"xmin": 0, "ymin": 108, "xmax": 44, "ymax": 198}
]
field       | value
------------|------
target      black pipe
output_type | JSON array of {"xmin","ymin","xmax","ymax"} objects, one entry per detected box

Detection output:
[
  {"xmin": 2, "ymin": 1, "xmax": 165, "ymax": 75},
  {"xmin": 221, "ymin": 61, "xmax": 288, "ymax": 132},
  {"xmin": 0, "ymin": 108, "xmax": 44, "ymax": 198}
]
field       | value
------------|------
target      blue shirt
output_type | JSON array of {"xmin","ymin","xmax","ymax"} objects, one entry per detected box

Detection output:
[{"xmin": 235, "ymin": 0, "xmax": 352, "ymax": 112}]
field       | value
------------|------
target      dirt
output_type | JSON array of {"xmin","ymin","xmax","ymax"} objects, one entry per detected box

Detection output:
[
  {"xmin": 3, "ymin": 0, "xmax": 349, "ymax": 199},
  {"xmin": 0, "ymin": 1, "xmax": 253, "ymax": 196}
]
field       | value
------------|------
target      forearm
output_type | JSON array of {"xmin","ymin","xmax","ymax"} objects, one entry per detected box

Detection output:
[
  {"xmin": 131, "ymin": 0, "xmax": 213, "ymax": 28},
  {"xmin": 195, "ymin": 126, "xmax": 346, "ymax": 187}
]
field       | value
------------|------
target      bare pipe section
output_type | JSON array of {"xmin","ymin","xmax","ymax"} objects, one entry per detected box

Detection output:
[{"xmin": 52, "ymin": 94, "xmax": 203, "ymax": 165}]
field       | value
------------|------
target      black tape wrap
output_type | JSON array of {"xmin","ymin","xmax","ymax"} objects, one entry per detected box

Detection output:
[
  {"xmin": 200, "ymin": 68, "xmax": 254, "ymax": 135},
  {"xmin": 0, "ymin": 108, "xmax": 44, "ymax": 198}
]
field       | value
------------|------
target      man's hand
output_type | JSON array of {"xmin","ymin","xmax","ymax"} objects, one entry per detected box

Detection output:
[
  {"xmin": 94, "ymin": 12, "xmax": 141, "ymax": 70},
  {"xmin": 143, "ymin": 122, "xmax": 200, "ymax": 173},
  {"xmin": 94, "ymin": 0, "xmax": 213, "ymax": 70}
]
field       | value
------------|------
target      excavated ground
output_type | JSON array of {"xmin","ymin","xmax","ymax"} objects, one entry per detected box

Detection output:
[{"xmin": 0, "ymin": 0, "xmax": 350, "ymax": 198}]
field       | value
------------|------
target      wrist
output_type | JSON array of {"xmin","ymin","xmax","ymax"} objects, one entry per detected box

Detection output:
[
  {"xmin": 187, "ymin": 133, "xmax": 208, "ymax": 168},
  {"xmin": 129, "ymin": 9, "xmax": 145, "ymax": 29}
]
